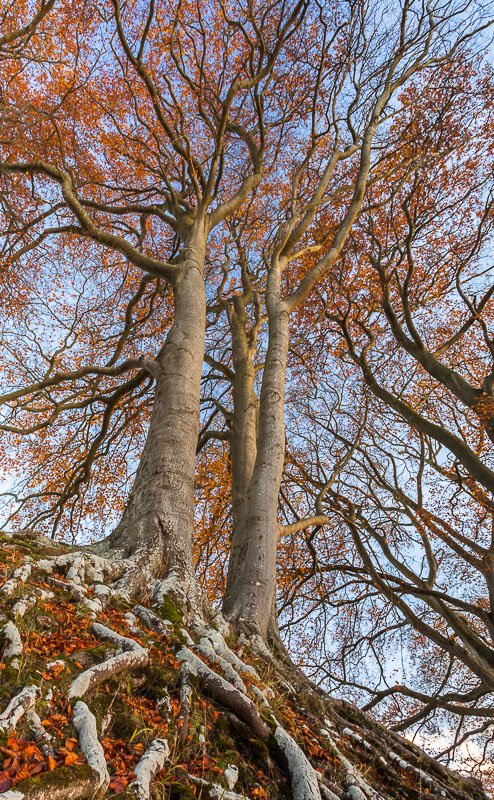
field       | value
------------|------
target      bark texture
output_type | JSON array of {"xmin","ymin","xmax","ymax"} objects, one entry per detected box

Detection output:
[
  {"xmin": 223, "ymin": 305, "xmax": 260, "ymax": 620},
  {"xmin": 223, "ymin": 266, "xmax": 289, "ymax": 638},
  {"xmin": 93, "ymin": 226, "xmax": 207, "ymax": 595}
]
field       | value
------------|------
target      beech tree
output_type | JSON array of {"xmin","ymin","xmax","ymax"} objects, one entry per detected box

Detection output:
[
  {"xmin": 0, "ymin": 0, "xmax": 308, "ymax": 595},
  {"xmin": 198, "ymin": 7, "xmax": 494, "ymax": 642},
  {"xmin": 275, "ymin": 67, "xmax": 494, "ymax": 768},
  {"xmin": 1, "ymin": 2, "xmax": 494, "ymax": 799}
]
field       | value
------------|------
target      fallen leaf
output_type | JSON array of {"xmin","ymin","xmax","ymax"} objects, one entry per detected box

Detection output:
[
  {"xmin": 64, "ymin": 753, "xmax": 80, "ymax": 766},
  {"xmin": 28, "ymin": 764, "xmax": 46, "ymax": 776},
  {"xmin": 109, "ymin": 777, "xmax": 128, "ymax": 794},
  {"xmin": 64, "ymin": 738, "xmax": 78, "ymax": 752}
]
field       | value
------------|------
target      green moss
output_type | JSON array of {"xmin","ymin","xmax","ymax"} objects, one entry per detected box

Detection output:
[
  {"xmin": 89, "ymin": 644, "xmax": 112, "ymax": 660},
  {"xmin": 159, "ymin": 595, "xmax": 183, "ymax": 626},
  {"xmin": 0, "ymin": 664, "xmax": 21, "ymax": 687},
  {"xmin": 170, "ymin": 629, "xmax": 188, "ymax": 648},
  {"xmin": 267, "ymin": 729, "xmax": 284, "ymax": 765},
  {"xmin": 212, "ymin": 731, "xmax": 235, "ymax": 752},
  {"xmin": 168, "ymin": 784, "xmax": 197, "ymax": 800},
  {"xmin": 85, "ymin": 692, "xmax": 113, "ymax": 731},
  {"xmin": 140, "ymin": 662, "xmax": 180, "ymax": 701},
  {"xmin": 8, "ymin": 538, "xmax": 37, "ymax": 553},
  {"xmin": 25, "ymin": 673, "xmax": 43, "ymax": 687},
  {"xmin": 212, "ymin": 714, "xmax": 230, "ymax": 736},
  {"xmin": 110, "ymin": 703, "xmax": 145, "ymax": 740},
  {"xmin": 16, "ymin": 763, "xmax": 94, "ymax": 793},
  {"xmin": 0, "ymin": 728, "xmax": 9, "ymax": 750},
  {"xmin": 246, "ymin": 736, "xmax": 270, "ymax": 761}
]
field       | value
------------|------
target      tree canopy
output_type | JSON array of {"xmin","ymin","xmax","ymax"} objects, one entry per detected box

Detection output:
[{"xmin": 1, "ymin": 0, "xmax": 494, "ymax": 792}]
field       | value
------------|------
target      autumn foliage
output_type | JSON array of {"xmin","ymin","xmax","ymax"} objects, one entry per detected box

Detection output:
[{"xmin": 1, "ymin": 0, "xmax": 494, "ymax": 796}]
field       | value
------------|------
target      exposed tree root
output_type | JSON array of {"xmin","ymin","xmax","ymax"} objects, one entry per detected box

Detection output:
[
  {"xmin": 151, "ymin": 571, "xmax": 189, "ymax": 610},
  {"xmin": 36, "ymin": 553, "xmax": 123, "ymax": 586},
  {"xmin": 273, "ymin": 724, "xmax": 321, "ymax": 800},
  {"xmin": 11, "ymin": 598, "xmax": 37, "ymax": 619},
  {"xmin": 0, "ymin": 688, "xmax": 41, "ymax": 736},
  {"xmin": 1, "ymin": 564, "xmax": 32, "ymax": 598},
  {"xmin": 130, "ymin": 739, "xmax": 169, "ymax": 800},
  {"xmin": 196, "ymin": 638, "xmax": 248, "ymax": 693},
  {"xmin": 68, "ymin": 624, "xmax": 148, "ymax": 700},
  {"xmin": 72, "ymin": 702, "xmax": 109, "ymax": 792},
  {"xmin": 0, "ymin": 536, "xmax": 489, "ymax": 800},
  {"xmin": 318, "ymin": 782, "xmax": 340, "ymax": 800},
  {"xmin": 177, "ymin": 662, "xmax": 193, "ymax": 741},
  {"xmin": 194, "ymin": 625, "xmax": 259, "ymax": 680},
  {"xmin": 25, "ymin": 710, "xmax": 54, "ymax": 758},
  {"xmin": 187, "ymin": 773, "xmax": 250, "ymax": 799},
  {"xmin": 176, "ymin": 647, "xmax": 270, "ymax": 742},
  {"xmin": 132, "ymin": 605, "xmax": 171, "ymax": 636},
  {"xmin": 1, "ymin": 774, "xmax": 100, "ymax": 800},
  {"xmin": 1, "ymin": 621, "xmax": 23, "ymax": 661}
]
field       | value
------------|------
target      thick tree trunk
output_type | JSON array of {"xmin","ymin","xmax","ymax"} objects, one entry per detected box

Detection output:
[
  {"xmin": 92, "ymin": 226, "xmax": 207, "ymax": 593},
  {"xmin": 222, "ymin": 310, "xmax": 259, "ymax": 614},
  {"xmin": 223, "ymin": 267, "xmax": 289, "ymax": 639}
]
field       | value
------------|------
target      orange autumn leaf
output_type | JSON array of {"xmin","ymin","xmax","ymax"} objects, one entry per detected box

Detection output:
[
  {"xmin": 63, "ymin": 753, "xmax": 81, "ymax": 766},
  {"xmin": 64, "ymin": 739, "xmax": 78, "ymax": 752}
]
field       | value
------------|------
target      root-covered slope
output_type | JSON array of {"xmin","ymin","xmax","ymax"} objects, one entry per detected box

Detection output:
[{"xmin": 0, "ymin": 531, "xmax": 488, "ymax": 800}]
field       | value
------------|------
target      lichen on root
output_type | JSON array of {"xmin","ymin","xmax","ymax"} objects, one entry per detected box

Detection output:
[
  {"xmin": 0, "ymin": 533, "xmax": 489, "ymax": 800},
  {"xmin": 72, "ymin": 702, "xmax": 109, "ymax": 792},
  {"xmin": 129, "ymin": 739, "xmax": 169, "ymax": 800},
  {"xmin": 0, "ymin": 688, "xmax": 41, "ymax": 736}
]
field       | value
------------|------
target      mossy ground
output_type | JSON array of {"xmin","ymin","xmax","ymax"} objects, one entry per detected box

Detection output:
[{"xmin": 0, "ymin": 535, "xmax": 488, "ymax": 800}]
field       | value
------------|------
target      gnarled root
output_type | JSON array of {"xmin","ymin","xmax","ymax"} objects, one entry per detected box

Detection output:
[
  {"xmin": 273, "ymin": 724, "xmax": 322, "ymax": 800},
  {"xmin": 0, "ymin": 545, "xmax": 485, "ymax": 800},
  {"xmin": 187, "ymin": 773, "xmax": 251, "ymax": 800},
  {"xmin": 0, "ymin": 687, "xmax": 41, "ymax": 735},
  {"xmin": 72, "ymin": 702, "xmax": 109, "ymax": 792},
  {"xmin": 177, "ymin": 663, "xmax": 193, "ymax": 741},
  {"xmin": 133, "ymin": 605, "xmax": 171, "ymax": 636},
  {"xmin": 1, "ymin": 620, "xmax": 23, "ymax": 660},
  {"xmin": 176, "ymin": 647, "xmax": 270, "ymax": 742},
  {"xmin": 0, "ymin": 774, "xmax": 100, "ymax": 800},
  {"xmin": 26, "ymin": 709, "xmax": 55, "ymax": 758},
  {"xmin": 68, "ymin": 623, "xmax": 149, "ymax": 700},
  {"xmin": 1, "ymin": 563, "xmax": 32, "ymax": 597},
  {"xmin": 129, "ymin": 739, "xmax": 169, "ymax": 800}
]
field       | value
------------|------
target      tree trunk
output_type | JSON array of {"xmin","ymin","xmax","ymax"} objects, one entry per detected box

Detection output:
[
  {"xmin": 222, "ymin": 308, "xmax": 259, "ymax": 615},
  {"xmin": 223, "ymin": 266, "xmax": 289, "ymax": 639},
  {"xmin": 93, "ymin": 226, "xmax": 207, "ymax": 594}
]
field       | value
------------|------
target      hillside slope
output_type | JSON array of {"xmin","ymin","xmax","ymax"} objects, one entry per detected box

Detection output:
[{"xmin": 0, "ymin": 530, "xmax": 488, "ymax": 800}]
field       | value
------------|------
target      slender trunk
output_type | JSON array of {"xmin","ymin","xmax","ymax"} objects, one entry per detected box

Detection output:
[
  {"xmin": 223, "ymin": 310, "xmax": 258, "ymax": 612},
  {"xmin": 93, "ymin": 226, "xmax": 207, "ymax": 592},
  {"xmin": 223, "ymin": 266, "xmax": 289, "ymax": 639}
]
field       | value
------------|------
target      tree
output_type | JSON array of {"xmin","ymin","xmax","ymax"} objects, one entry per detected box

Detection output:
[
  {"xmin": 0, "ymin": 0, "xmax": 307, "ymax": 596},
  {"xmin": 275, "ymin": 65, "xmax": 494, "ymax": 768},
  {"xmin": 198, "ymin": 2, "xmax": 494, "ymax": 640},
  {"xmin": 1, "ymin": 1, "xmax": 494, "ymax": 798}
]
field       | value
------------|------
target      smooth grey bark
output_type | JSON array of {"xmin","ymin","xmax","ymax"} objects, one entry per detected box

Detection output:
[
  {"xmin": 223, "ymin": 264, "xmax": 289, "ymax": 638},
  {"xmin": 223, "ymin": 305, "xmax": 259, "ymax": 614},
  {"xmin": 93, "ymin": 225, "xmax": 207, "ymax": 593},
  {"xmin": 221, "ymin": 64, "xmax": 404, "ymax": 637}
]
